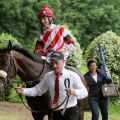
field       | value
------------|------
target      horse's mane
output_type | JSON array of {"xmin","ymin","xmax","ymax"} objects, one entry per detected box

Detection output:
[{"xmin": 12, "ymin": 45, "xmax": 41, "ymax": 63}]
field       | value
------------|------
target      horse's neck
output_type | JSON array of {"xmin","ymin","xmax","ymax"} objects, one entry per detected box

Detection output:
[{"xmin": 13, "ymin": 51, "xmax": 44, "ymax": 81}]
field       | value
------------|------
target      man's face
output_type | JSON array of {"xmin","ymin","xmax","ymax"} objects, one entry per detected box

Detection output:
[
  {"xmin": 51, "ymin": 59, "xmax": 65, "ymax": 73},
  {"xmin": 40, "ymin": 17, "xmax": 50, "ymax": 29}
]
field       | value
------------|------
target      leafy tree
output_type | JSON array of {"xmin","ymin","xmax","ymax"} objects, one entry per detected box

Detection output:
[
  {"xmin": 85, "ymin": 31, "xmax": 120, "ymax": 102},
  {"xmin": 1, "ymin": 0, "xmax": 120, "ymax": 51},
  {"xmin": 60, "ymin": 0, "xmax": 120, "ymax": 49},
  {"xmin": 0, "ymin": 0, "xmax": 38, "ymax": 48}
]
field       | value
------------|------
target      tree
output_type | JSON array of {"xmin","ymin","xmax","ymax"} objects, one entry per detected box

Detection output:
[
  {"xmin": 1, "ymin": 0, "xmax": 120, "ymax": 51},
  {"xmin": 0, "ymin": 0, "xmax": 38, "ymax": 48}
]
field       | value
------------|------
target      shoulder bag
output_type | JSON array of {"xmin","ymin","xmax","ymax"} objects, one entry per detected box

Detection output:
[{"xmin": 102, "ymin": 83, "xmax": 118, "ymax": 97}]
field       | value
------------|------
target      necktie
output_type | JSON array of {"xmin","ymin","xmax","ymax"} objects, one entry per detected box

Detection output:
[{"xmin": 53, "ymin": 72, "xmax": 62, "ymax": 104}]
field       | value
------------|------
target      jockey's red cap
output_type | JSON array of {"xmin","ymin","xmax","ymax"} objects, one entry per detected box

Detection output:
[{"xmin": 37, "ymin": 5, "xmax": 55, "ymax": 19}]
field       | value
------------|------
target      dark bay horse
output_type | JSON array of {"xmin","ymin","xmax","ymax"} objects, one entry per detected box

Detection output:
[{"xmin": 0, "ymin": 41, "xmax": 87, "ymax": 120}]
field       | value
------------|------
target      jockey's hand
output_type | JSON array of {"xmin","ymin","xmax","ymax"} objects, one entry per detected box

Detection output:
[
  {"xmin": 15, "ymin": 87, "xmax": 23, "ymax": 94},
  {"xmin": 35, "ymin": 50, "xmax": 43, "ymax": 56},
  {"xmin": 35, "ymin": 49, "xmax": 47, "ymax": 56},
  {"xmin": 42, "ymin": 49, "xmax": 47, "ymax": 54}
]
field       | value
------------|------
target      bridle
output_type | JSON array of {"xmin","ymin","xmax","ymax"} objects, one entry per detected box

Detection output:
[
  {"xmin": 0, "ymin": 53, "xmax": 14, "ymax": 86},
  {"xmin": 0, "ymin": 51, "xmax": 45, "ymax": 85},
  {"xmin": 0, "ymin": 51, "xmax": 70, "ymax": 115},
  {"xmin": 18, "ymin": 78, "xmax": 70, "ymax": 115}
]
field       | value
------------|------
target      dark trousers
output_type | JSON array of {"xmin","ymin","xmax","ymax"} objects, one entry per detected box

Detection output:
[
  {"xmin": 89, "ymin": 97, "xmax": 108, "ymax": 120},
  {"xmin": 53, "ymin": 105, "xmax": 79, "ymax": 120}
]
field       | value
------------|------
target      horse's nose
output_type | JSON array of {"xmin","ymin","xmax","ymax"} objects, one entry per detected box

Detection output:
[{"xmin": 0, "ymin": 70, "xmax": 7, "ymax": 79}]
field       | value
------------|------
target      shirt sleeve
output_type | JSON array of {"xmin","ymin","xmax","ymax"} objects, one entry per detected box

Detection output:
[
  {"xmin": 72, "ymin": 72, "xmax": 88, "ymax": 99},
  {"xmin": 22, "ymin": 74, "xmax": 48, "ymax": 97},
  {"xmin": 100, "ymin": 70, "xmax": 112, "ymax": 84},
  {"xmin": 62, "ymin": 28, "xmax": 75, "ymax": 52},
  {"xmin": 35, "ymin": 40, "xmax": 44, "ymax": 51}
]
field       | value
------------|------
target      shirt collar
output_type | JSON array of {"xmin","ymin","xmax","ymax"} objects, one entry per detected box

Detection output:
[{"xmin": 54, "ymin": 68, "xmax": 66, "ymax": 75}]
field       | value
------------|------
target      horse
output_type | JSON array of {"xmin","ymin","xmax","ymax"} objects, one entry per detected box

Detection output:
[{"xmin": 0, "ymin": 41, "xmax": 87, "ymax": 120}]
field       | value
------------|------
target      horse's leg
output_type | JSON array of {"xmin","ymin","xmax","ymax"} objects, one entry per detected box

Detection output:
[
  {"xmin": 32, "ymin": 112, "xmax": 44, "ymax": 120},
  {"xmin": 48, "ymin": 111, "xmax": 53, "ymax": 120},
  {"xmin": 2, "ymin": 91, "xmax": 5, "ymax": 101},
  {"xmin": 77, "ymin": 99, "xmax": 85, "ymax": 120}
]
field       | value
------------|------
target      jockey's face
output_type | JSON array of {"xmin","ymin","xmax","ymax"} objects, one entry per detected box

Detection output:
[
  {"xmin": 40, "ymin": 17, "xmax": 50, "ymax": 29},
  {"xmin": 51, "ymin": 59, "xmax": 65, "ymax": 73},
  {"xmin": 88, "ymin": 62, "xmax": 97, "ymax": 73}
]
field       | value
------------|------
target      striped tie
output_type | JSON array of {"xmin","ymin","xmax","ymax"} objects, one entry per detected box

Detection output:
[{"xmin": 53, "ymin": 73, "xmax": 62, "ymax": 104}]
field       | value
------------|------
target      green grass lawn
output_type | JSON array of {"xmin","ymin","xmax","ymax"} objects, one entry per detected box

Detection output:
[
  {"xmin": 84, "ymin": 102, "xmax": 120, "ymax": 120},
  {"xmin": 84, "ymin": 111, "xmax": 120, "ymax": 120}
]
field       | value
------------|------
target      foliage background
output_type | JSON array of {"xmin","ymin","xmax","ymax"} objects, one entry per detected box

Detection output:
[
  {"xmin": 0, "ymin": 0, "xmax": 120, "ymax": 49},
  {"xmin": 0, "ymin": 0, "xmax": 120, "ymax": 103}
]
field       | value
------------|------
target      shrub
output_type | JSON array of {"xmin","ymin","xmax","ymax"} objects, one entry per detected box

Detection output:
[
  {"xmin": 0, "ymin": 33, "xmax": 20, "ymax": 47},
  {"xmin": 66, "ymin": 30, "xmax": 83, "ymax": 69}
]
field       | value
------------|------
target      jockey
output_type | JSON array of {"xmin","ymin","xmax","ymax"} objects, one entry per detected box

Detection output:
[{"xmin": 35, "ymin": 5, "xmax": 76, "ymax": 61}]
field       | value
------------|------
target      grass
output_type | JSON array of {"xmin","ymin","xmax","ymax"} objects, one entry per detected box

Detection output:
[
  {"xmin": 84, "ymin": 102, "xmax": 120, "ymax": 120},
  {"xmin": 84, "ymin": 111, "xmax": 120, "ymax": 120},
  {"xmin": 109, "ymin": 102, "xmax": 120, "ymax": 115}
]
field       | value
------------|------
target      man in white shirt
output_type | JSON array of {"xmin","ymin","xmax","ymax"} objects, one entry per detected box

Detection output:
[{"xmin": 15, "ymin": 51, "xmax": 88, "ymax": 120}]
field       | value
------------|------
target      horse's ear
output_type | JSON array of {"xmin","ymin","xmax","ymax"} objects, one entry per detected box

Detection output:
[{"xmin": 7, "ymin": 40, "xmax": 12, "ymax": 52}]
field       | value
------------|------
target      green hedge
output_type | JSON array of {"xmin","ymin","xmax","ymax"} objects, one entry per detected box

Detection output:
[{"xmin": 0, "ymin": 33, "xmax": 20, "ymax": 47}]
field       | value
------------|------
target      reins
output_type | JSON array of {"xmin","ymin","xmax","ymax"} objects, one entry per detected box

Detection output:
[{"xmin": 18, "ymin": 78, "xmax": 70, "ymax": 114}]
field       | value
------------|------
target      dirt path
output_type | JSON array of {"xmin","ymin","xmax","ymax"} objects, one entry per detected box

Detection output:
[{"xmin": 0, "ymin": 101, "xmax": 48, "ymax": 120}]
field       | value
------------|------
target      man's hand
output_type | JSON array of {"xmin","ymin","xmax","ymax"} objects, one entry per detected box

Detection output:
[
  {"xmin": 15, "ymin": 87, "xmax": 23, "ymax": 94},
  {"xmin": 65, "ymin": 87, "xmax": 75, "ymax": 96}
]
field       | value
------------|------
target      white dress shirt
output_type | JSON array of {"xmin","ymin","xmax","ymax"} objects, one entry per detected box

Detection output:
[
  {"xmin": 22, "ymin": 68, "xmax": 88, "ymax": 110},
  {"xmin": 92, "ymin": 74, "xmax": 97, "ymax": 83}
]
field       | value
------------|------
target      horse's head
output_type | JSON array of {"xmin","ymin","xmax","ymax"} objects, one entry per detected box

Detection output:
[
  {"xmin": 0, "ymin": 40, "xmax": 50, "ymax": 87},
  {"xmin": 0, "ymin": 41, "xmax": 15, "ymax": 85}
]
